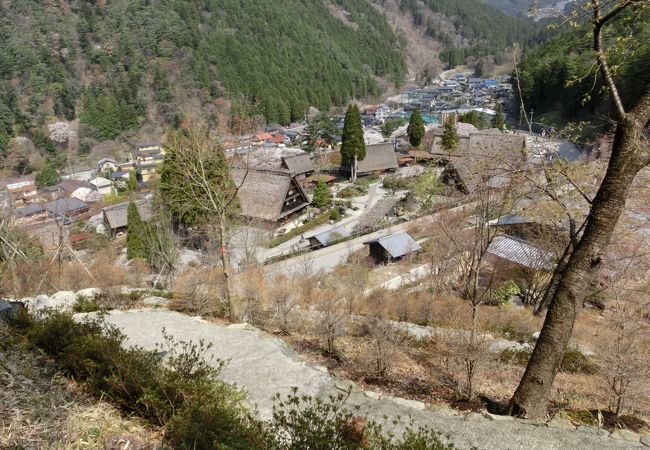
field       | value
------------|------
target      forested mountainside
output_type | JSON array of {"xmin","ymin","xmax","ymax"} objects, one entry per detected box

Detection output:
[
  {"xmin": 513, "ymin": 6, "xmax": 650, "ymax": 126},
  {"xmin": 0, "ymin": 0, "xmax": 404, "ymax": 145},
  {"xmin": 376, "ymin": 0, "xmax": 549, "ymax": 71},
  {"xmin": 482, "ymin": 0, "xmax": 556, "ymax": 17},
  {"xmin": 0, "ymin": 0, "xmax": 549, "ymax": 174}
]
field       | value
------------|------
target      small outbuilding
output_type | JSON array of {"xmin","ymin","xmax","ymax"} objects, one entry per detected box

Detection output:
[
  {"xmin": 308, "ymin": 226, "xmax": 350, "ymax": 249},
  {"xmin": 102, "ymin": 199, "xmax": 152, "ymax": 235},
  {"xmin": 364, "ymin": 231, "xmax": 422, "ymax": 264}
]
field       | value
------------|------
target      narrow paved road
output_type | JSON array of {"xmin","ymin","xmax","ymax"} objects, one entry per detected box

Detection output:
[
  {"xmin": 79, "ymin": 309, "xmax": 645, "ymax": 450},
  {"xmin": 264, "ymin": 202, "xmax": 470, "ymax": 277}
]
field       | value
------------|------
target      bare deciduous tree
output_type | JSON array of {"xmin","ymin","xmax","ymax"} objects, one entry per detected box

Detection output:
[{"xmin": 510, "ymin": 0, "xmax": 650, "ymax": 418}]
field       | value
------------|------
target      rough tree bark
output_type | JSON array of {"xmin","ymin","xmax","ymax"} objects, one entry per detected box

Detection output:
[{"xmin": 509, "ymin": 0, "xmax": 650, "ymax": 418}]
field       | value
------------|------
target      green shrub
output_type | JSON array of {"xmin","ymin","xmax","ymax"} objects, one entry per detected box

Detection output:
[
  {"xmin": 499, "ymin": 347, "xmax": 597, "ymax": 375},
  {"xmin": 18, "ymin": 312, "xmax": 455, "ymax": 449},
  {"xmin": 330, "ymin": 208, "xmax": 342, "ymax": 221},
  {"xmin": 382, "ymin": 175, "xmax": 412, "ymax": 193},
  {"xmin": 561, "ymin": 348, "xmax": 598, "ymax": 375},
  {"xmin": 72, "ymin": 295, "xmax": 99, "ymax": 313},
  {"xmin": 265, "ymin": 389, "xmax": 454, "ymax": 450},
  {"xmin": 338, "ymin": 186, "xmax": 364, "ymax": 198},
  {"xmin": 491, "ymin": 280, "xmax": 521, "ymax": 305}
]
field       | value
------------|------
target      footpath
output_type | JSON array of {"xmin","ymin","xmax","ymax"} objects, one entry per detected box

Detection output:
[{"xmin": 78, "ymin": 308, "xmax": 648, "ymax": 450}]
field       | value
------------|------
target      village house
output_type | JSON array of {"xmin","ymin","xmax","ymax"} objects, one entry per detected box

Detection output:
[
  {"xmin": 131, "ymin": 142, "xmax": 165, "ymax": 182},
  {"xmin": 42, "ymin": 179, "xmax": 96, "ymax": 202},
  {"xmin": 364, "ymin": 231, "xmax": 422, "ymax": 264},
  {"xmin": 44, "ymin": 198, "xmax": 91, "ymax": 224},
  {"xmin": 253, "ymin": 132, "xmax": 273, "ymax": 146},
  {"xmin": 281, "ymin": 153, "xmax": 314, "ymax": 182},
  {"xmin": 98, "ymin": 157, "xmax": 118, "ymax": 173},
  {"xmin": 0, "ymin": 175, "xmax": 37, "ymax": 207},
  {"xmin": 102, "ymin": 199, "xmax": 153, "ymax": 236},
  {"xmin": 356, "ymin": 143, "xmax": 399, "ymax": 176},
  {"xmin": 13, "ymin": 203, "xmax": 48, "ymax": 226},
  {"xmin": 231, "ymin": 167, "xmax": 310, "ymax": 222},
  {"xmin": 90, "ymin": 177, "xmax": 114, "ymax": 197}
]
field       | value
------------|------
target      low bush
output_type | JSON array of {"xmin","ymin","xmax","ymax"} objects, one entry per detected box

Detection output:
[
  {"xmin": 13, "ymin": 312, "xmax": 455, "ymax": 449},
  {"xmin": 338, "ymin": 186, "xmax": 364, "ymax": 198},
  {"xmin": 382, "ymin": 175, "xmax": 413, "ymax": 192},
  {"xmin": 561, "ymin": 348, "xmax": 598, "ymax": 374},
  {"xmin": 499, "ymin": 347, "xmax": 598, "ymax": 375}
]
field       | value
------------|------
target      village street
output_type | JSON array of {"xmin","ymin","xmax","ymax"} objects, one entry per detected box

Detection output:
[
  {"xmin": 258, "ymin": 181, "xmax": 388, "ymax": 262},
  {"xmin": 263, "ymin": 202, "xmax": 471, "ymax": 278}
]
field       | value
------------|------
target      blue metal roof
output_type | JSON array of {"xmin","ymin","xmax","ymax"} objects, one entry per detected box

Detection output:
[
  {"xmin": 365, "ymin": 232, "xmax": 422, "ymax": 258},
  {"xmin": 310, "ymin": 226, "xmax": 350, "ymax": 246}
]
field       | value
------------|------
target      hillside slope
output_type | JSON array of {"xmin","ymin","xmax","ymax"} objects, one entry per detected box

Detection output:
[{"xmin": 513, "ymin": 6, "xmax": 650, "ymax": 126}]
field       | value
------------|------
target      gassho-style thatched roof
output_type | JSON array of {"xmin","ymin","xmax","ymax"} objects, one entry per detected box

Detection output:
[
  {"xmin": 281, "ymin": 153, "xmax": 313, "ymax": 175},
  {"xmin": 102, "ymin": 199, "xmax": 152, "ymax": 230},
  {"xmin": 357, "ymin": 143, "xmax": 399, "ymax": 174},
  {"xmin": 232, "ymin": 167, "xmax": 309, "ymax": 221}
]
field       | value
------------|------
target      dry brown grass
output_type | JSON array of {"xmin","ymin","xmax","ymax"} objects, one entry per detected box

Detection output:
[{"xmin": 0, "ymin": 328, "xmax": 160, "ymax": 449}]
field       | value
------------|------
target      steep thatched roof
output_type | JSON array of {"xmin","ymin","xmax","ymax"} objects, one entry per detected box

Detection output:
[
  {"xmin": 282, "ymin": 153, "xmax": 313, "ymax": 175},
  {"xmin": 441, "ymin": 129, "xmax": 527, "ymax": 195},
  {"xmin": 357, "ymin": 143, "xmax": 398, "ymax": 174},
  {"xmin": 103, "ymin": 199, "xmax": 152, "ymax": 230},
  {"xmin": 232, "ymin": 167, "xmax": 309, "ymax": 221}
]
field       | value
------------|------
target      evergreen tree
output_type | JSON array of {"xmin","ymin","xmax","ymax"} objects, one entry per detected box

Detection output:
[
  {"xmin": 35, "ymin": 161, "xmax": 60, "ymax": 188},
  {"xmin": 127, "ymin": 200, "xmax": 148, "ymax": 261},
  {"xmin": 340, "ymin": 104, "xmax": 365, "ymax": 181},
  {"xmin": 407, "ymin": 108, "xmax": 425, "ymax": 147},
  {"xmin": 312, "ymin": 180, "xmax": 332, "ymax": 209},
  {"xmin": 441, "ymin": 118, "xmax": 459, "ymax": 155},
  {"xmin": 128, "ymin": 170, "xmax": 138, "ymax": 191},
  {"xmin": 494, "ymin": 103, "xmax": 505, "ymax": 131}
]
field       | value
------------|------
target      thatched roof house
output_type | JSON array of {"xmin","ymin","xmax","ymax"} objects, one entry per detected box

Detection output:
[
  {"xmin": 281, "ymin": 153, "xmax": 314, "ymax": 177},
  {"xmin": 103, "ymin": 199, "xmax": 152, "ymax": 234},
  {"xmin": 357, "ymin": 143, "xmax": 399, "ymax": 175},
  {"xmin": 232, "ymin": 167, "xmax": 310, "ymax": 222},
  {"xmin": 440, "ymin": 129, "xmax": 527, "ymax": 195}
]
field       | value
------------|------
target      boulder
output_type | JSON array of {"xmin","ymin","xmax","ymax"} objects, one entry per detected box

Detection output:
[
  {"xmin": 0, "ymin": 300, "xmax": 25, "ymax": 324},
  {"xmin": 142, "ymin": 296, "xmax": 171, "ymax": 308},
  {"xmin": 77, "ymin": 287, "xmax": 101, "ymax": 299},
  {"xmin": 640, "ymin": 435, "xmax": 650, "ymax": 447},
  {"xmin": 49, "ymin": 291, "xmax": 77, "ymax": 311},
  {"xmin": 610, "ymin": 429, "xmax": 640, "ymax": 443},
  {"xmin": 546, "ymin": 416, "xmax": 575, "ymax": 430},
  {"xmin": 488, "ymin": 339, "xmax": 524, "ymax": 353}
]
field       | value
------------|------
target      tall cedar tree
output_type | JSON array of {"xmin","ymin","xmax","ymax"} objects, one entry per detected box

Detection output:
[
  {"xmin": 126, "ymin": 201, "xmax": 148, "ymax": 261},
  {"xmin": 340, "ymin": 105, "xmax": 365, "ymax": 181},
  {"xmin": 494, "ymin": 103, "xmax": 505, "ymax": 131},
  {"xmin": 407, "ymin": 108, "xmax": 425, "ymax": 147},
  {"xmin": 159, "ymin": 125, "xmax": 240, "ymax": 322},
  {"xmin": 441, "ymin": 118, "xmax": 459, "ymax": 154},
  {"xmin": 509, "ymin": 0, "xmax": 650, "ymax": 418},
  {"xmin": 312, "ymin": 180, "xmax": 332, "ymax": 209}
]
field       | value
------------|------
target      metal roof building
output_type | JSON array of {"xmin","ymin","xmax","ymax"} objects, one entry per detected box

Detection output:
[
  {"xmin": 364, "ymin": 232, "xmax": 422, "ymax": 264},
  {"xmin": 487, "ymin": 235, "xmax": 555, "ymax": 271},
  {"xmin": 308, "ymin": 226, "xmax": 350, "ymax": 248}
]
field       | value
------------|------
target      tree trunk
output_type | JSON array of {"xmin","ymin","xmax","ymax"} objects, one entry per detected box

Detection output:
[
  {"xmin": 352, "ymin": 154, "xmax": 358, "ymax": 182},
  {"xmin": 508, "ymin": 120, "xmax": 644, "ymax": 418},
  {"xmin": 218, "ymin": 217, "xmax": 237, "ymax": 323}
]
